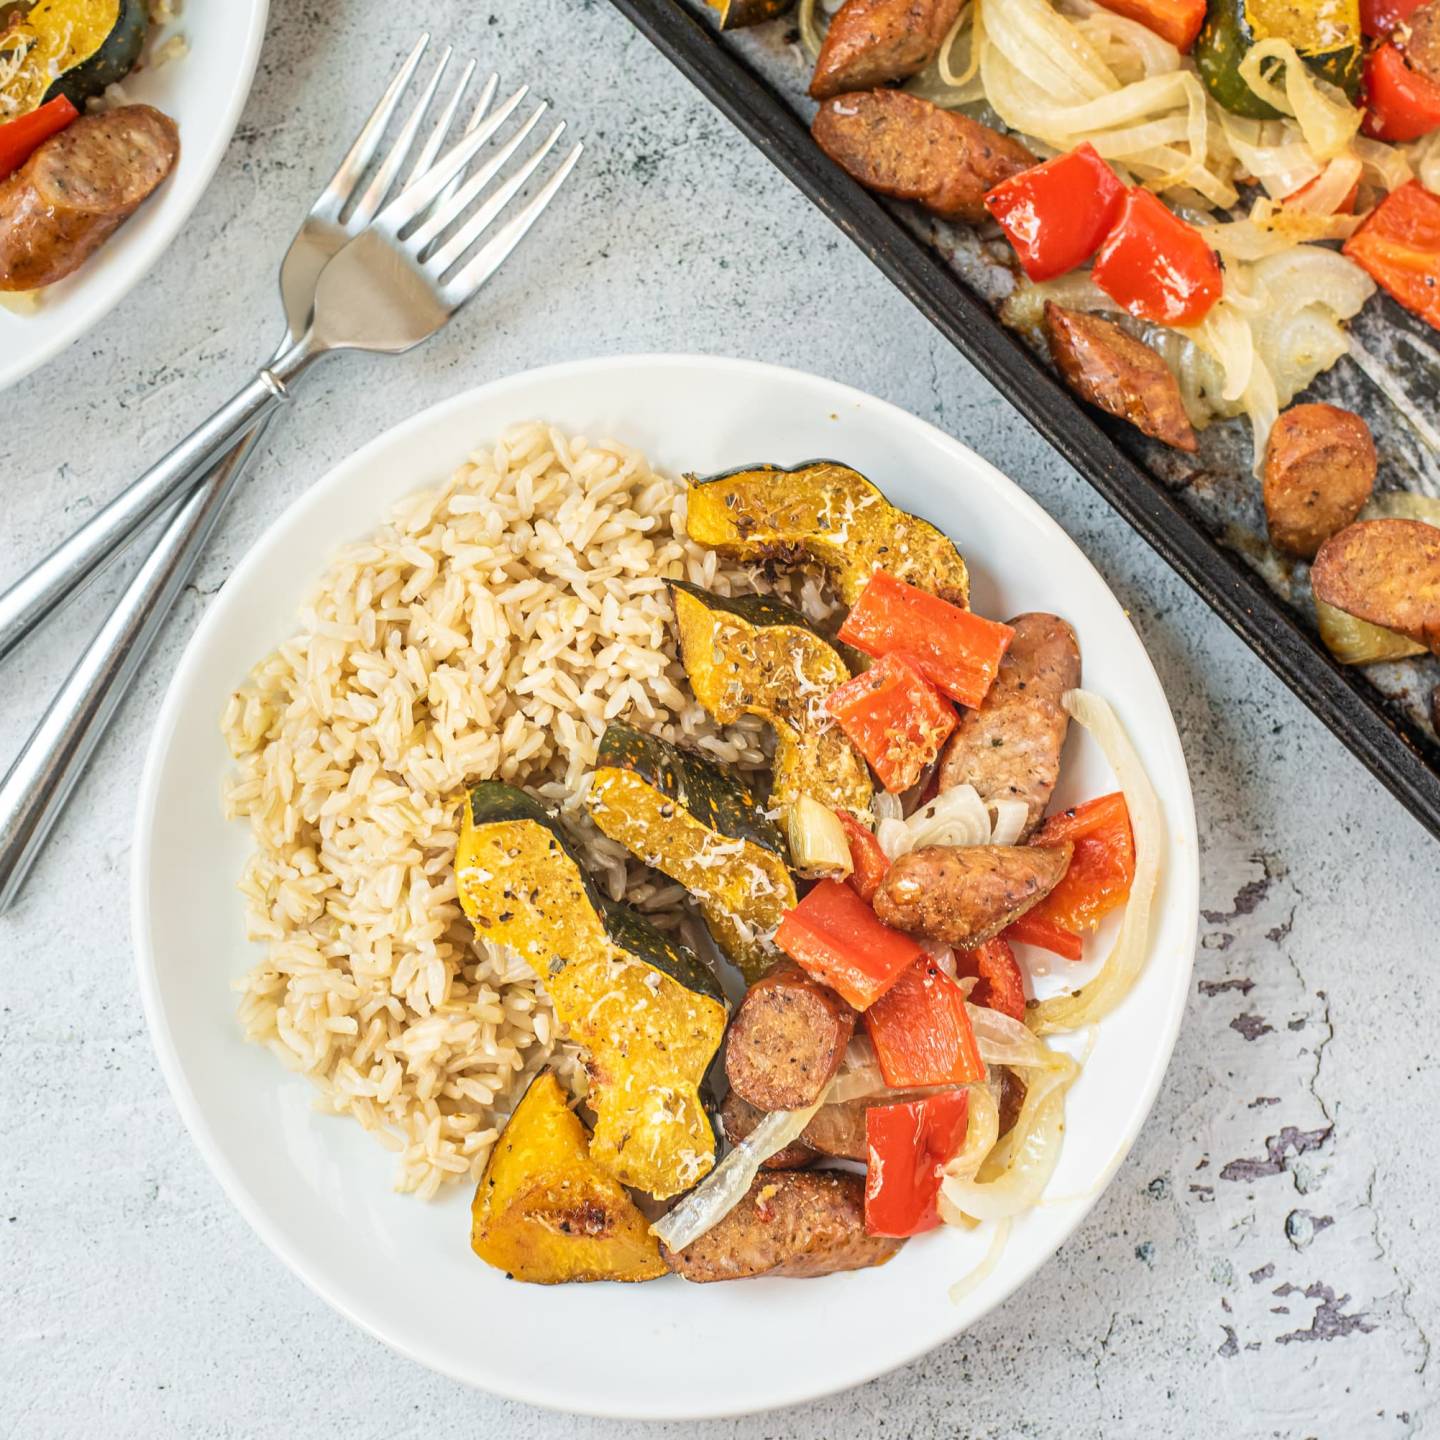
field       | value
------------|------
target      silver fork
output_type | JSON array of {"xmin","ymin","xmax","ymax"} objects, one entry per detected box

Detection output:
[{"xmin": 0, "ymin": 39, "xmax": 582, "ymax": 912}]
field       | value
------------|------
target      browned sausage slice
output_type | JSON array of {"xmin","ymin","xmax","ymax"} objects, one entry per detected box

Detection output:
[
  {"xmin": 718, "ymin": 1091, "xmax": 818, "ymax": 1170},
  {"xmin": 662, "ymin": 1170, "xmax": 903, "ymax": 1281},
  {"xmin": 1404, "ymin": 0, "xmax": 1440, "ymax": 79},
  {"xmin": 726, "ymin": 959, "xmax": 857, "ymax": 1112},
  {"xmin": 810, "ymin": 0, "xmax": 966, "ymax": 99},
  {"xmin": 723, "ymin": 1087, "xmax": 958, "ymax": 1164},
  {"xmin": 812, "ymin": 90, "xmax": 1034, "ymax": 224},
  {"xmin": 0, "ymin": 106, "xmax": 180, "ymax": 292},
  {"xmin": 1044, "ymin": 304, "xmax": 1197, "ymax": 453},
  {"xmin": 1311, "ymin": 519, "xmax": 1440, "ymax": 653},
  {"xmin": 1262, "ymin": 404, "xmax": 1377, "ymax": 559},
  {"xmin": 937, "ymin": 612, "xmax": 1079, "ymax": 838},
  {"xmin": 874, "ymin": 842, "xmax": 1073, "ymax": 946}
]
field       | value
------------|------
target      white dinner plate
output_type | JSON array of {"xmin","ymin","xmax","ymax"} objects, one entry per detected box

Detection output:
[
  {"xmin": 133, "ymin": 355, "xmax": 1199, "ymax": 1420},
  {"xmin": 0, "ymin": 0, "xmax": 269, "ymax": 391}
]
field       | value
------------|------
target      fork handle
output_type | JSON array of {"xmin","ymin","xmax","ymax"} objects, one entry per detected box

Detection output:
[
  {"xmin": 0, "ymin": 419, "xmax": 269, "ymax": 915},
  {"xmin": 0, "ymin": 355, "xmax": 308, "ymax": 664}
]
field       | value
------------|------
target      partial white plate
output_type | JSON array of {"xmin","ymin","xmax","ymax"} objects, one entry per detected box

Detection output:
[
  {"xmin": 0, "ymin": 0, "xmax": 269, "ymax": 391},
  {"xmin": 132, "ymin": 355, "xmax": 1198, "ymax": 1420}
]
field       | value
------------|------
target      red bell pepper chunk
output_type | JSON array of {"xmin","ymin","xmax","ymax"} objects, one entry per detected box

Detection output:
[
  {"xmin": 1093, "ymin": 0, "xmax": 1206, "ymax": 50},
  {"xmin": 955, "ymin": 938, "xmax": 1027, "ymax": 1022},
  {"xmin": 1003, "ymin": 910, "xmax": 1085, "ymax": 961},
  {"xmin": 1362, "ymin": 43, "xmax": 1440, "ymax": 142},
  {"xmin": 825, "ymin": 652, "xmax": 957, "ymax": 793},
  {"xmin": 1092, "ymin": 187, "xmax": 1223, "ymax": 326},
  {"xmin": 865, "ymin": 1090, "xmax": 970, "ymax": 1237},
  {"xmin": 1362, "ymin": 0, "xmax": 1425, "ymax": 37},
  {"xmin": 1003, "ymin": 793, "xmax": 1136, "ymax": 959},
  {"xmin": 984, "ymin": 143, "xmax": 1125, "ymax": 282},
  {"xmin": 1343, "ymin": 181, "xmax": 1440, "ymax": 332},
  {"xmin": 863, "ymin": 957, "xmax": 986, "ymax": 1088},
  {"xmin": 0, "ymin": 95, "xmax": 79, "ymax": 180},
  {"xmin": 774, "ymin": 878, "xmax": 921, "ymax": 1011},
  {"xmin": 836, "ymin": 809, "xmax": 890, "ymax": 903},
  {"xmin": 838, "ymin": 571, "xmax": 1015, "ymax": 710}
]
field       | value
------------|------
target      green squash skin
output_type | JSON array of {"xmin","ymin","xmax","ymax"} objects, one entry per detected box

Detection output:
[
  {"xmin": 595, "ymin": 722, "xmax": 784, "ymax": 858},
  {"xmin": 43, "ymin": 0, "xmax": 149, "ymax": 109},
  {"xmin": 463, "ymin": 781, "xmax": 726, "ymax": 1006},
  {"xmin": 1195, "ymin": 0, "xmax": 1361, "ymax": 119},
  {"xmin": 667, "ymin": 577, "xmax": 814, "ymax": 633}
]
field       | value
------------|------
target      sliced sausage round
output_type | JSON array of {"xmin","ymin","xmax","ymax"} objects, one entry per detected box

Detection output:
[
  {"xmin": 725, "ymin": 959, "xmax": 857, "ymax": 1112},
  {"xmin": 662, "ymin": 1170, "xmax": 904, "ymax": 1282},
  {"xmin": 718, "ymin": 1091, "xmax": 818, "ymax": 1170},
  {"xmin": 873, "ymin": 842, "xmax": 1073, "ymax": 947},
  {"xmin": 1262, "ymin": 403, "xmax": 1376, "ymax": 559},
  {"xmin": 937, "ymin": 612, "xmax": 1079, "ymax": 838},
  {"xmin": 810, "ymin": 0, "xmax": 966, "ymax": 99},
  {"xmin": 1044, "ymin": 303, "xmax": 1197, "ymax": 453},
  {"xmin": 812, "ymin": 90, "xmax": 1034, "ymax": 224},
  {"xmin": 0, "ymin": 106, "xmax": 180, "ymax": 292}
]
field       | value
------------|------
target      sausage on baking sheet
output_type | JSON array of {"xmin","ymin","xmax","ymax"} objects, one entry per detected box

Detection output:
[
  {"xmin": 662, "ymin": 1170, "xmax": 904, "ymax": 1281},
  {"xmin": 873, "ymin": 842, "xmax": 1073, "ymax": 947},
  {"xmin": 937, "ymin": 612, "xmax": 1079, "ymax": 838},
  {"xmin": 1404, "ymin": 0, "xmax": 1440, "ymax": 80},
  {"xmin": 0, "ymin": 106, "xmax": 180, "ymax": 292},
  {"xmin": 812, "ymin": 90, "xmax": 1034, "ymax": 225},
  {"xmin": 1044, "ymin": 304, "xmax": 1197, "ymax": 453},
  {"xmin": 1311, "ymin": 519, "xmax": 1440, "ymax": 653},
  {"xmin": 726, "ymin": 959, "xmax": 857, "ymax": 1112},
  {"xmin": 1262, "ymin": 403, "xmax": 1376, "ymax": 559},
  {"xmin": 810, "ymin": 0, "xmax": 966, "ymax": 99}
]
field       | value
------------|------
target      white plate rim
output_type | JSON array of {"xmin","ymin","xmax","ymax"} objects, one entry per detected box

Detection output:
[
  {"xmin": 131, "ymin": 352, "xmax": 1199, "ymax": 1419},
  {"xmin": 1, "ymin": 0, "xmax": 270, "ymax": 391}
]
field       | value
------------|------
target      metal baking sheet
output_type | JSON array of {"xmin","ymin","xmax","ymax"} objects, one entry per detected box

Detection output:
[{"xmin": 608, "ymin": 0, "xmax": 1440, "ymax": 842}]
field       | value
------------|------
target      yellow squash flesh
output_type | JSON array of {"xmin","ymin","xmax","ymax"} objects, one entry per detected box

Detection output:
[
  {"xmin": 588, "ymin": 764, "xmax": 797, "ymax": 984},
  {"xmin": 685, "ymin": 461, "xmax": 970, "ymax": 606},
  {"xmin": 457, "ymin": 789, "xmax": 727, "ymax": 1200},
  {"xmin": 471, "ymin": 1074, "xmax": 666, "ymax": 1284},
  {"xmin": 670, "ymin": 583, "xmax": 873, "ymax": 819}
]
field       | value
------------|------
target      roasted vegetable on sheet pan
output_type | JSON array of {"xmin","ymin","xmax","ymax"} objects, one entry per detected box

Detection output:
[
  {"xmin": 669, "ymin": 580, "xmax": 874, "ymax": 819},
  {"xmin": 471, "ymin": 1074, "xmax": 666, "ymax": 1284},
  {"xmin": 457, "ymin": 782, "xmax": 728, "ymax": 1200},
  {"xmin": 685, "ymin": 461, "xmax": 971, "ymax": 606},
  {"xmin": 587, "ymin": 722, "xmax": 796, "ymax": 984}
]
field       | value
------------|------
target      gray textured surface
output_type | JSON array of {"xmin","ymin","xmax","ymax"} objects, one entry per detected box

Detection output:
[{"xmin": 2, "ymin": 2, "xmax": 1437, "ymax": 1435}]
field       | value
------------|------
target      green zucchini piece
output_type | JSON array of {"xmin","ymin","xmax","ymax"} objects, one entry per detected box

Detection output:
[
  {"xmin": 1196, "ymin": 0, "xmax": 1362, "ymax": 118},
  {"xmin": 1, "ymin": 0, "xmax": 148, "ymax": 118},
  {"xmin": 588, "ymin": 722, "xmax": 798, "ymax": 985},
  {"xmin": 457, "ymin": 781, "xmax": 728, "ymax": 1200},
  {"xmin": 669, "ymin": 580, "xmax": 874, "ymax": 822}
]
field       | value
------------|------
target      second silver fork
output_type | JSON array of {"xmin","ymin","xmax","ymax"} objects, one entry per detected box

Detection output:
[{"xmin": 0, "ymin": 36, "xmax": 581, "ymax": 911}]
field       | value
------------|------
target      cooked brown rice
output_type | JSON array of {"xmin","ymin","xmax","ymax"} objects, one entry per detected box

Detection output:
[{"xmin": 222, "ymin": 422, "xmax": 773, "ymax": 1197}]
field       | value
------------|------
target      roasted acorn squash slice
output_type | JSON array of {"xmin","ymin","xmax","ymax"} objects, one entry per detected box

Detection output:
[
  {"xmin": 588, "ymin": 722, "xmax": 797, "ymax": 985},
  {"xmin": 685, "ymin": 461, "xmax": 970, "ymax": 607},
  {"xmin": 457, "ymin": 782, "xmax": 727, "ymax": 1200},
  {"xmin": 1, "ymin": 0, "xmax": 148, "ymax": 119},
  {"xmin": 669, "ymin": 580, "xmax": 873, "ymax": 820},
  {"xmin": 471, "ymin": 1073, "xmax": 667, "ymax": 1284}
]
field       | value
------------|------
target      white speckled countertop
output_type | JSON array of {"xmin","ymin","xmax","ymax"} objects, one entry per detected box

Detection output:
[{"xmin": 2, "ymin": 2, "xmax": 1436, "ymax": 1435}]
